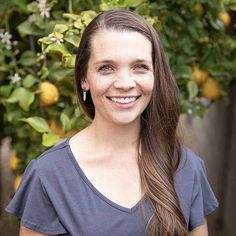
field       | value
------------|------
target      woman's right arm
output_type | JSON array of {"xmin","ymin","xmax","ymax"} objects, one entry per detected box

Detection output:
[{"xmin": 19, "ymin": 225, "xmax": 55, "ymax": 236}]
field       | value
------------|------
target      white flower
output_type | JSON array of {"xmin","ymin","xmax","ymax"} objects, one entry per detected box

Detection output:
[
  {"xmin": 37, "ymin": 0, "xmax": 50, "ymax": 18},
  {"xmin": 11, "ymin": 73, "xmax": 21, "ymax": 84},
  {"xmin": 0, "ymin": 30, "xmax": 13, "ymax": 50},
  {"xmin": 40, "ymin": 7, "xmax": 50, "ymax": 18},
  {"xmin": 48, "ymin": 33, "xmax": 64, "ymax": 45},
  {"xmin": 187, "ymin": 109, "xmax": 193, "ymax": 115},
  {"xmin": 0, "ymin": 31, "xmax": 12, "ymax": 44}
]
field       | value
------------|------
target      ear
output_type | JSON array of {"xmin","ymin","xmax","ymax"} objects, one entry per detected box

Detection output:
[{"xmin": 81, "ymin": 78, "xmax": 89, "ymax": 91}]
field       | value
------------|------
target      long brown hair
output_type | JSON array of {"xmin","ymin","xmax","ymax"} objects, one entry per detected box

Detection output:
[{"xmin": 75, "ymin": 9, "xmax": 188, "ymax": 236}]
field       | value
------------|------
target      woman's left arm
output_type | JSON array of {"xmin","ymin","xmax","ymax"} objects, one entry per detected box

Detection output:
[{"xmin": 189, "ymin": 218, "xmax": 208, "ymax": 236}]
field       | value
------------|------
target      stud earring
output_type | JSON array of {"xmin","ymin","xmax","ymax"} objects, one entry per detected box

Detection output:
[{"xmin": 83, "ymin": 89, "xmax": 86, "ymax": 101}]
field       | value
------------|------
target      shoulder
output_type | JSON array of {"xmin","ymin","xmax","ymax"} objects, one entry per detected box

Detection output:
[
  {"xmin": 176, "ymin": 145, "xmax": 205, "ymax": 175},
  {"xmin": 30, "ymin": 138, "xmax": 73, "ymax": 183},
  {"xmin": 36, "ymin": 138, "xmax": 69, "ymax": 166}
]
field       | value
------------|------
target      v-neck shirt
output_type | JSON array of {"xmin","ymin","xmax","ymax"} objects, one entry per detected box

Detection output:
[{"xmin": 5, "ymin": 138, "xmax": 218, "ymax": 235}]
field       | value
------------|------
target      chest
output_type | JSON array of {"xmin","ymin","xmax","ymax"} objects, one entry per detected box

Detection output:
[{"xmin": 75, "ymin": 156, "xmax": 143, "ymax": 209}]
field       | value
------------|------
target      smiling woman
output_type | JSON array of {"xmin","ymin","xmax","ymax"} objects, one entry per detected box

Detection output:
[{"xmin": 5, "ymin": 9, "xmax": 218, "ymax": 236}]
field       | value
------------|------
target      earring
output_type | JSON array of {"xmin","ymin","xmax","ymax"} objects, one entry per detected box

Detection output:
[{"xmin": 83, "ymin": 89, "xmax": 86, "ymax": 101}]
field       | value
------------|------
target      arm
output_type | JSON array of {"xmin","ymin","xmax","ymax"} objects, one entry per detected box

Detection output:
[
  {"xmin": 19, "ymin": 225, "xmax": 55, "ymax": 236},
  {"xmin": 189, "ymin": 218, "xmax": 208, "ymax": 236}
]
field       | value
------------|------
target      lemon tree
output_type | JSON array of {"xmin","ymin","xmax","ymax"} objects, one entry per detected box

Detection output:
[{"xmin": 0, "ymin": 0, "xmax": 235, "ymax": 177}]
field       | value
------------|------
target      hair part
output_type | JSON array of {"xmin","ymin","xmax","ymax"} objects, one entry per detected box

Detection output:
[{"xmin": 75, "ymin": 9, "xmax": 188, "ymax": 236}]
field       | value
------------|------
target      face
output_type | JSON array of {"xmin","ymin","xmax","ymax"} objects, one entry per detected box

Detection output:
[{"xmin": 82, "ymin": 29, "xmax": 154, "ymax": 126}]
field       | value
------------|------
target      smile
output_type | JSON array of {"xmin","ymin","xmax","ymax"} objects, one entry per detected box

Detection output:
[{"xmin": 107, "ymin": 96, "xmax": 140, "ymax": 104}]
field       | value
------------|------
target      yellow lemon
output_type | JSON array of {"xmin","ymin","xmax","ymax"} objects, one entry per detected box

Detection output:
[
  {"xmin": 10, "ymin": 152, "xmax": 20, "ymax": 172},
  {"xmin": 14, "ymin": 175, "xmax": 22, "ymax": 192},
  {"xmin": 39, "ymin": 81, "xmax": 59, "ymax": 106},
  {"xmin": 193, "ymin": 4, "xmax": 204, "ymax": 17},
  {"xmin": 202, "ymin": 78, "xmax": 221, "ymax": 100},
  {"xmin": 219, "ymin": 11, "xmax": 231, "ymax": 27},
  {"xmin": 192, "ymin": 65, "xmax": 209, "ymax": 85}
]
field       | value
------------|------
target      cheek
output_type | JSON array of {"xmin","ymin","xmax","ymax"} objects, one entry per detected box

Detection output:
[{"xmin": 137, "ymin": 74, "xmax": 154, "ymax": 95}]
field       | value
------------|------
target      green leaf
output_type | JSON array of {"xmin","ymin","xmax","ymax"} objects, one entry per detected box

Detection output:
[
  {"xmin": 6, "ymin": 88, "xmax": 26, "ymax": 103},
  {"xmin": 19, "ymin": 51, "xmax": 36, "ymax": 66},
  {"xmin": 23, "ymin": 75, "xmax": 38, "ymax": 88},
  {"xmin": 46, "ymin": 43, "xmax": 70, "ymax": 56},
  {"xmin": 42, "ymin": 133, "xmax": 60, "ymax": 147},
  {"xmin": 0, "ymin": 85, "xmax": 13, "ymax": 97},
  {"xmin": 74, "ymin": 20, "xmax": 84, "ymax": 29},
  {"xmin": 60, "ymin": 113, "xmax": 71, "ymax": 132},
  {"xmin": 17, "ymin": 21, "xmax": 41, "ymax": 37},
  {"xmin": 53, "ymin": 24, "xmax": 69, "ymax": 34},
  {"xmin": 19, "ymin": 91, "xmax": 35, "ymax": 111},
  {"xmin": 174, "ymin": 65, "xmax": 192, "ymax": 79},
  {"xmin": 64, "ymin": 34, "xmax": 81, "ymax": 47},
  {"xmin": 21, "ymin": 116, "xmax": 51, "ymax": 133},
  {"xmin": 63, "ymin": 55, "xmax": 76, "ymax": 68},
  {"xmin": 187, "ymin": 81, "xmax": 198, "ymax": 99},
  {"xmin": 63, "ymin": 13, "xmax": 80, "ymax": 20},
  {"xmin": 6, "ymin": 87, "xmax": 35, "ymax": 111},
  {"xmin": 27, "ymin": 1, "xmax": 38, "ymax": 12}
]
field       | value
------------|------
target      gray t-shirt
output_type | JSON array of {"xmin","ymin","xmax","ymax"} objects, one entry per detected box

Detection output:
[{"xmin": 5, "ymin": 138, "xmax": 218, "ymax": 235}]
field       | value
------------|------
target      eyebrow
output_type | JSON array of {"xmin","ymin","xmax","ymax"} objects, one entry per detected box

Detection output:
[{"xmin": 94, "ymin": 59, "xmax": 153, "ymax": 65}]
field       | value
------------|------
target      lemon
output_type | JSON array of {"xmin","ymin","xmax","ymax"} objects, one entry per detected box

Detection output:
[
  {"xmin": 14, "ymin": 175, "xmax": 22, "ymax": 192},
  {"xmin": 10, "ymin": 152, "xmax": 20, "ymax": 172},
  {"xmin": 202, "ymin": 78, "xmax": 221, "ymax": 100},
  {"xmin": 192, "ymin": 65, "xmax": 209, "ymax": 85},
  {"xmin": 193, "ymin": 4, "xmax": 204, "ymax": 17},
  {"xmin": 39, "ymin": 81, "xmax": 59, "ymax": 106},
  {"xmin": 219, "ymin": 11, "xmax": 231, "ymax": 27}
]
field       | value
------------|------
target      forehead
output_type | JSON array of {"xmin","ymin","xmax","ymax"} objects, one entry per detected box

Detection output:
[{"xmin": 89, "ymin": 29, "xmax": 152, "ymax": 63}]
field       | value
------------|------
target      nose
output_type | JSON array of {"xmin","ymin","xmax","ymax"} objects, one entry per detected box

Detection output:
[{"xmin": 113, "ymin": 70, "xmax": 136, "ymax": 90}]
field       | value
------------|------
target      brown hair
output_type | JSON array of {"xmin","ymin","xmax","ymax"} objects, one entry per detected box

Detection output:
[{"xmin": 75, "ymin": 9, "xmax": 188, "ymax": 236}]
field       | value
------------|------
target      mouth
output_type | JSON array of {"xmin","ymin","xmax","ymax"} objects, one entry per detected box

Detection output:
[{"xmin": 106, "ymin": 96, "xmax": 141, "ymax": 104}]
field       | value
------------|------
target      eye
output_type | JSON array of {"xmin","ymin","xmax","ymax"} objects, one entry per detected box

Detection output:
[
  {"xmin": 98, "ymin": 64, "xmax": 113, "ymax": 73},
  {"xmin": 134, "ymin": 64, "xmax": 149, "ymax": 71}
]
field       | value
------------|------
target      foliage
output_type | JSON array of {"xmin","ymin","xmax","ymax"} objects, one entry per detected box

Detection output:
[{"xmin": 0, "ymin": 0, "xmax": 235, "ymax": 175}]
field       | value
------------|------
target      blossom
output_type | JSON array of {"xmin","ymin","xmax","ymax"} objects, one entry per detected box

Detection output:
[
  {"xmin": 37, "ymin": 0, "xmax": 50, "ymax": 18},
  {"xmin": 0, "ymin": 29, "xmax": 12, "ymax": 50},
  {"xmin": 48, "ymin": 33, "xmax": 64, "ymax": 45},
  {"xmin": 11, "ymin": 73, "xmax": 21, "ymax": 84}
]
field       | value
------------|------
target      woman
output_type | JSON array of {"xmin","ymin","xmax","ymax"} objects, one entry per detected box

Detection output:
[{"xmin": 5, "ymin": 9, "xmax": 218, "ymax": 236}]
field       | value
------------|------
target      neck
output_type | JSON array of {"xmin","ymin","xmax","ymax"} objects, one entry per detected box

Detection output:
[{"xmin": 87, "ymin": 116, "xmax": 141, "ymax": 154}]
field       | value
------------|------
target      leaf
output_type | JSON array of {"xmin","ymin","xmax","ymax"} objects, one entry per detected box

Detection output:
[
  {"xmin": 0, "ymin": 85, "xmax": 13, "ymax": 97},
  {"xmin": 6, "ymin": 87, "xmax": 35, "ymax": 111},
  {"xmin": 17, "ymin": 21, "xmax": 42, "ymax": 37},
  {"xmin": 21, "ymin": 116, "xmax": 51, "ymax": 133},
  {"xmin": 19, "ymin": 51, "xmax": 36, "ymax": 66},
  {"xmin": 46, "ymin": 43, "xmax": 70, "ymax": 57},
  {"xmin": 174, "ymin": 65, "xmax": 192, "ymax": 79},
  {"xmin": 53, "ymin": 24, "xmax": 69, "ymax": 34},
  {"xmin": 63, "ymin": 55, "xmax": 76, "ymax": 68},
  {"xmin": 42, "ymin": 133, "xmax": 60, "ymax": 147},
  {"xmin": 19, "ymin": 91, "xmax": 35, "ymax": 111},
  {"xmin": 27, "ymin": 1, "xmax": 38, "ymax": 12},
  {"xmin": 64, "ymin": 34, "xmax": 81, "ymax": 47},
  {"xmin": 22, "ymin": 75, "xmax": 38, "ymax": 88},
  {"xmin": 60, "ymin": 113, "xmax": 71, "ymax": 132},
  {"xmin": 63, "ymin": 13, "xmax": 80, "ymax": 20},
  {"xmin": 187, "ymin": 81, "xmax": 198, "ymax": 99}
]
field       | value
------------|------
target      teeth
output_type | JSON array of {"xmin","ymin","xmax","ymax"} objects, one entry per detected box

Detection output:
[{"xmin": 110, "ymin": 97, "xmax": 137, "ymax": 104}]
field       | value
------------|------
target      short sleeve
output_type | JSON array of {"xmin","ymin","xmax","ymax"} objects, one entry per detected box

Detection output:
[
  {"xmin": 5, "ymin": 159, "xmax": 67, "ymax": 235},
  {"xmin": 189, "ymin": 159, "xmax": 219, "ymax": 230}
]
